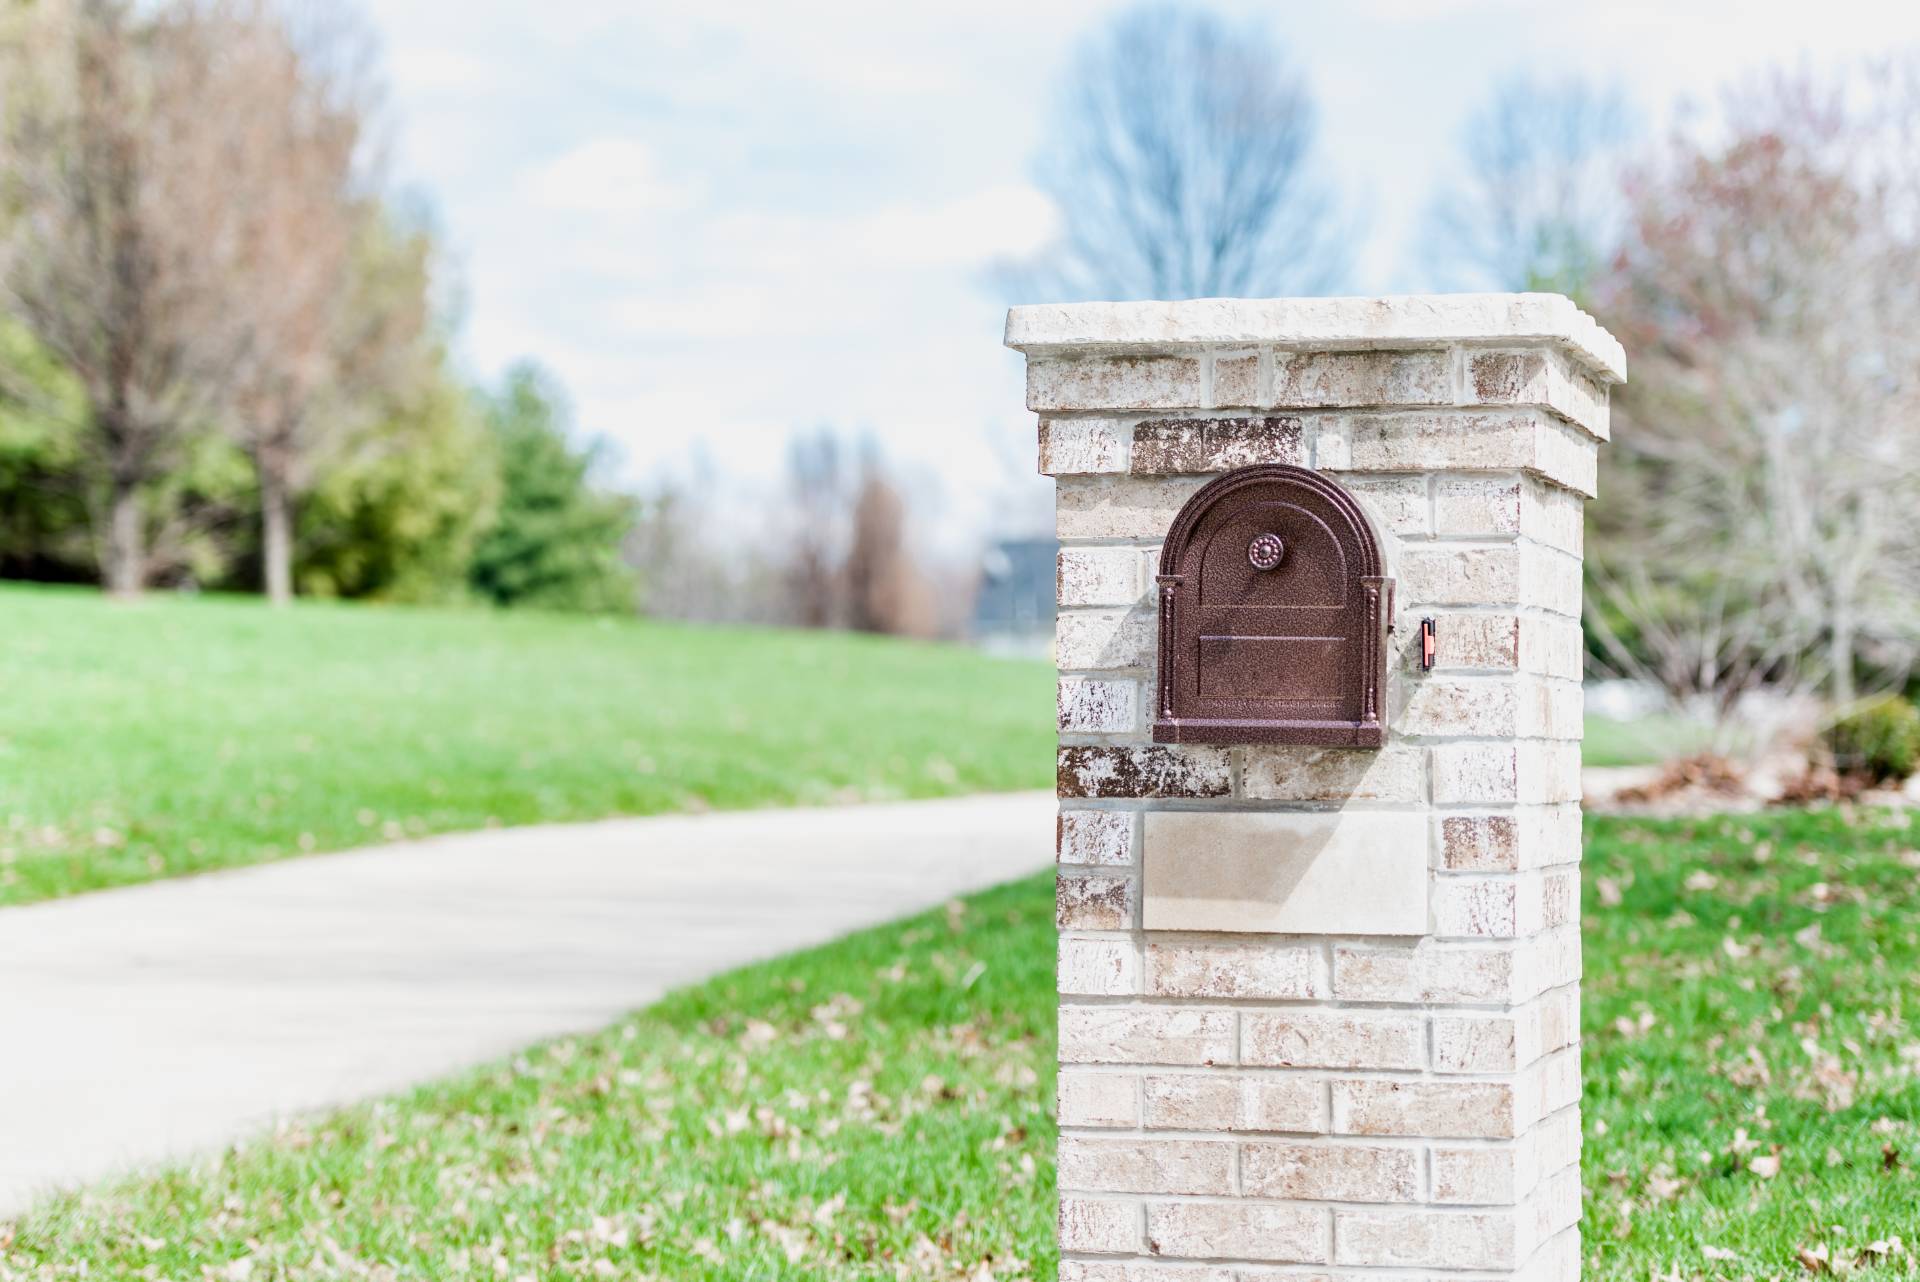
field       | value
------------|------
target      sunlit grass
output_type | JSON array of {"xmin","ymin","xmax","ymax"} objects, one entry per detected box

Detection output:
[
  {"xmin": 8, "ymin": 810, "xmax": 1920, "ymax": 1278},
  {"xmin": 0, "ymin": 583, "xmax": 1054, "ymax": 907}
]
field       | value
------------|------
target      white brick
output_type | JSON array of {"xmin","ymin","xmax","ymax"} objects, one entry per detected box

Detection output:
[
  {"xmin": 1333, "ymin": 941, "xmax": 1516, "ymax": 1005},
  {"xmin": 1430, "ymin": 742, "xmax": 1581, "ymax": 804},
  {"xmin": 1057, "ymin": 871, "xmax": 1135, "ymax": 931},
  {"xmin": 1060, "ymin": 1196, "xmax": 1141, "ymax": 1255},
  {"xmin": 1332, "ymin": 1079, "xmax": 1519, "ymax": 1139},
  {"xmin": 1039, "ymin": 418, "xmax": 1130, "ymax": 474},
  {"xmin": 1434, "ymin": 474, "xmax": 1522, "ymax": 537},
  {"xmin": 1145, "ymin": 1201, "xmax": 1330, "ymax": 1264},
  {"xmin": 1239, "ymin": 742, "xmax": 1426, "ymax": 802},
  {"xmin": 1057, "ymin": 546, "xmax": 1144, "ymax": 606},
  {"xmin": 1334, "ymin": 1207, "xmax": 1520, "ymax": 1270},
  {"xmin": 1059, "ymin": 936, "xmax": 1138, "ymax": 996},
  {"xmin": 1272, "ymin": 349, "xmax": 1450, "ymax": 407},
  {"xmin": 1242, "ymin": 1011, "xmax": 1426, "ymax": 1070},
  {"xmin": 1144, "ymin": 941, "xmax": 1325, "ymax": 1000},
  {"xmin": 1341, "ymin": 473, "xmax": 1430, "ymax": 535},
  {"xmin": 1401, "ymin": 546, "xmax": 1521, "ymax": 607},
  {"xmin": 1060, "ymin": 1007, "xmax": 1235, "ymax": 1066},
  {"xmin": 1029, "ymin": 354, "xmax": 1203, "ymax": 411},
  {"xmin": 1059, "ymin": 676, "xmax": 1139, "ymax": 734},
  {"xmin": 1059, "ymin": 1137, "xmax": 1234, "ymax": 1195},
  {"xmin": 1058, "ymin": 809, "xmax": 1133, "ymax": 867},
  {"xmin": 1057, "ymin": 474, "xmax": 1209, "ymax": 539},
  {"xmin": 1059, "ymin": 1070, "xmax": 1140, "ymax": 1129},
  {"xmin": 1142, "ymin": 1074, "xmax": 1327, "ymax": 1134},
  {"xmin": 1242, "ymin": 1141, "xmax": 1421, "ymax": 1202},
  {"xmin": 1398, "ymin": 678, "xmax": 1519, "ymax": 737},
  {"xmin": 1056, "ymin": 610, "xmax": 1153, "ymax": 671},
  {"xmin": 1436, "ymin": 806, "xmax": 1582, "ymax": 873}
]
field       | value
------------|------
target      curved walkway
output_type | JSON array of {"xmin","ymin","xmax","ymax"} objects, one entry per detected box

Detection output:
[{"xmin": 0, "ymin": 791, "xmax": 1055, "ymax": 1217}]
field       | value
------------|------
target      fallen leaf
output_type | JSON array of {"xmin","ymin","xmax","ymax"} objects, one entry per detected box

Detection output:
[
  {"xmin": 1749, "ymin": 1153, "xmax": 1781, "ymax": 1178},
  {"xmin": 1704, "ymin": 1245, "xmax": 1738, "ymax": 1261}
]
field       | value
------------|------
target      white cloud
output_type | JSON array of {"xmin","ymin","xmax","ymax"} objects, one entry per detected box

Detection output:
[
  {"xmin": 855, "ymin": 186, "xmax": 1059, "ymax": 267},
  {"xmin": 525, "ymin": 138, "xmax": 701, "ymax": 216}
]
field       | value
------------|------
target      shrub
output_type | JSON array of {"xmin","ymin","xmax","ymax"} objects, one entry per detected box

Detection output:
[{"xmin": 1825, "ymin": 696, "xmax": 1920, "ymax": 783}]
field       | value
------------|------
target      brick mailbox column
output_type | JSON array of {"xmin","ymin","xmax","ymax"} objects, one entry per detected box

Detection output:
[{"xmin": 1006, "ymin": 295, "xmax": 1624, "ymax": 1281}]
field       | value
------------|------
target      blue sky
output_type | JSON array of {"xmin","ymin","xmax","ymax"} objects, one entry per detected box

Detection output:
[{"xmin": 369, "ymin": 0, "xmax": 1920, "ymax": 539}]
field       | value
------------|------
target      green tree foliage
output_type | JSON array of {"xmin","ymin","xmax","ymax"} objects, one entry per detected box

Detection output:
[
  {"xmin": 467, "ymin": 363, "xmax": 636, "ymax": 614},
  {"xmin": 296, "ymin": 368, "xmax": 499, "ymax": 604},
  {"xmin": 0, "ymin": 322, "xmax": 90, "ymax": 581}
]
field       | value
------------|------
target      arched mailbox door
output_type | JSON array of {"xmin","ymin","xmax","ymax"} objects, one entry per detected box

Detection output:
[{"xmin": 1153, "ymin": 464, "xmax": 1393, "ymax": 747}]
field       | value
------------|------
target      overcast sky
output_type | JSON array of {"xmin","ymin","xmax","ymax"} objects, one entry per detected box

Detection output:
[{"xmin": 367, "ymin": 0, "xmax": 1920, "ymax": 541}]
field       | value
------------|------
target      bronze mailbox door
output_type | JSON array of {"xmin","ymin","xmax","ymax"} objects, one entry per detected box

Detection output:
[{"xmin": 1153, "ymin": 465, "xmax": 1390, "ymax": 747}]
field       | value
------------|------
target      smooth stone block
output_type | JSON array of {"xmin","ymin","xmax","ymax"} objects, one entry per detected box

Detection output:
[{"xmin": 1143, "ymin": 810, "xmax": 1428, "ymax": 935}]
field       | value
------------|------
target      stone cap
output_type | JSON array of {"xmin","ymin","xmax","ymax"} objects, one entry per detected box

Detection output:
[{"xmin": 1004, "ymin": 293, "xmax": 1626, "ymax": 384}]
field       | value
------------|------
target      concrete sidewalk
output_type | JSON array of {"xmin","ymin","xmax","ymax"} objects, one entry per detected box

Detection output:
[{"xmin": 0, "ymin": 791, "xmax": 1055, "ymax": 1217}]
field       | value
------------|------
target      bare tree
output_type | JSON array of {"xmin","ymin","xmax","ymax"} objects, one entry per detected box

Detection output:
[
  {"xmin": 844, "ymin": 458, "xmax": 934, "ymax": 638},
  {"xmin": 1016, "ymin": 3, "xmax": 1345, "ymax": 301},
  {"xmin": 1424, "ymin": 74, "xmax": 1638, "ymax": 297},
  {"xmin": 0, "ymin": 0, "xmax": 265, "ymax": 594},
  {"xmin": 211, "ymin": 0, "xmax": 384, "ymax": 605},
  {"xmin": 783, "ymin": 430, "xmax": 850, "ymax": 628},
  {"xmin": 1591, "ymin": 61, "xmax": 1920, "ymax": 715}
]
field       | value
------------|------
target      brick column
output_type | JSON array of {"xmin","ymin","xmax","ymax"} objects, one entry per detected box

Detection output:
[{"xmin": 1008, "ymin": 295, "xmax": 1623, "ymax": 1281}]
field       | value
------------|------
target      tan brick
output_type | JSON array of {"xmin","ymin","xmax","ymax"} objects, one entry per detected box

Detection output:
[
  {"xmin": 1039, "ymin": 418, "xmax": 1130, "ymax": 475},
  {"xmin": 1272, "ymin": 350, "xmax": 1450, "ymax": 408},
  {"xmin": 1058, "ymin": 1070, "xmax": 1140, "ymax": 1129},
  {"xmin": 1431, "ymin": 878, "xmax": 1526, "ymax": 940},
  {"xmin": 1523, "ymin": 544, "xmax": 1583, "ymax": 617},
  {"xmin": 1333, "ymin": 941, "xmax": 1515, "ymax": 1005},
  {"xmin": 1057, "ymin": 546, "xmax": 1144, "ymax": 607},
  {"xmin": 1059, "ymin": 936, "xmax": 1139, "ymax": 996},
  {"xmin": 1058, "ymin": 872, "xmax": 1135, "ymax": 931},
  {"xmin": 1130, "ymin": 415, "xmax": 1304, "ymax": 473},
  {"xmin": 1242, "ymin": 1011, "xmax": 1426, "ymax": 1070},
  {"xmin": 1145, "ymin": 1201, "xmax": 1330, "ymax": 1264},
  {"xmin": 1144, "ymin": 941, "xmax": 1325, "ymax": 1000},
  {"xmin": 1238, "ymin": 742, "xmax": 1425, "ymax": 802},
  {"xmin": 1058, "ymin": 809, "xmax": 1133, "ymax": 867},
  {"xmin": 1332, "ymin": 1079, "xmax": 1518, "ymax": 1139},
  {"xmin": 1029, "ymin": 354, "xmax": 1203, "ymax": 411},
  {"xmin": 1242, "ymin": 1141, "xmax": 1421, "ymax": 1202},
  {"xmin": 1333, "ymin": 1207, "xmax": 1520, "ymax": 1270},
  {"xmin": 1060, "ymin": 1195, "xmax": 1142, "ymax": 1254},
  {"xmin": 1432, "ymin": 989, "xmax": 1580, "ymax": 1074},
  {"xmin": 1059, "ymin": 745, "xmax": 1231, "ymax": 799},
  {"xmin": 1059, "ymin": 676, "xmax": 1140, "ymax": 735},
  {"xmin": 1057, "ymin": 474, "xmax": 1209, "ymax": 539},
  {"xmin": 1056, "ymin": 610, "xmax": 1153, "ymax": 671},
  {"xmin": 1142, "ymin": 1074, "xmax": 1327, "ymax": 1134},
  {"xmin": 1430, "ymin": 742, "xmax": 1581, "ymax": 804},
  {"xmin": 1515, "ymin": 679, "xmax": 1584, "ymax": 740},
  {"xmin": 1059, "ymin": 1137, "xmax": 1234, "ymax": 1195},
  {"xmin": 1340, "ymin": 473, "xmax": 1430, "ymax": 535},
  {"xmin": 1060, "ymin": 1007, "xmax": 1235, "ymax": 1066}
]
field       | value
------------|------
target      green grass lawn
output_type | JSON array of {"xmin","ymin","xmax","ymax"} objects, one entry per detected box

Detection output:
[
  {"xmin": 8, "ymin": 809, "xmax": 1918, "ymax": 1279},
  {"xmin": 0, "ymin": 583, "xmax": 1053, "ymax": 907},
  {"xmin": 1584, "ymin": 713, "xmax": 1716, "ymax": 768}
]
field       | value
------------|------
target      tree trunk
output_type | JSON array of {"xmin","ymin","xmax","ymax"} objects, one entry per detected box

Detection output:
[
  {"xmin": 1830, "ymin": 602, "xmax": 1856, "ymax": 705},
  {"xmin": 259, "ymin": 462, "xmax": 293, "ymax": 606},
  {"xmin": 104, "ymin": 480, "xmax": 144, "ymax": 599}
]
